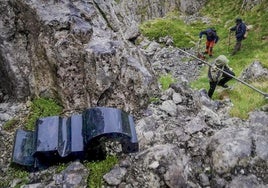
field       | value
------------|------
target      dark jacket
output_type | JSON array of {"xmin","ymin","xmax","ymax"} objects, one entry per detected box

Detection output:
[
  {"xmin": 230, "ymin": 22, "xmax": 247, "ymax": 41},
  {"xmin": 199, "ymin": 29, "xmax": 219, "ymax": 43}
]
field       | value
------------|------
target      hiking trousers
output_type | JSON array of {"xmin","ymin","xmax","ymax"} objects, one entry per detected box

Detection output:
[
  {"xmin": 232, "ymin": 40, "xmax": 242, "ymax": 55},
  {"xmin": 205, "ymin": 40, "xmax": 215, "ymax": 56}
]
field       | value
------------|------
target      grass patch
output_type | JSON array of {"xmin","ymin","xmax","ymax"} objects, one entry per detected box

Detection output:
[
  {"xmin": 85, "ymin": 155, "xmax": 118, "ymax": 187},
  {"xmin": 158, "ymin": 73, "xmax": 176, "ymax": 90},
  {"xmin": 139, "ymin": 11, "xmax": 204, "ymax": 48},
  {"xmin": 229, "ymin": 81, "xmax": 268, "ymax": 119},
  {"xmin": 25, "ymin": 98, "xmax": 63, "ymax": 130}
]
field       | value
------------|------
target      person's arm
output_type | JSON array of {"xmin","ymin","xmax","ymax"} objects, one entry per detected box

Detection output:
[
  {"xmin": 214, "ymin": 34, "xmax": 219, "ymax": 43},
  {"xmin": 199, "ymin": 31, "xmax": 206, "ymax": 38},
  {"xmin": 230, "ymin": 25, "xmax": 236, "ymax": 31},
  {"xmin": 224, "ymin": 64, "xmax": 233, "ymax": 71}
]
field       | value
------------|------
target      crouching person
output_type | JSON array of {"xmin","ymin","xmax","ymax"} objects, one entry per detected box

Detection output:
[{"xmin": 208, "ymin": 55, "xmax": 235, "ymax": 98}]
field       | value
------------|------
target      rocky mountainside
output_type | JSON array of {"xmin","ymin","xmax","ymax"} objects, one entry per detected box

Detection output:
[{"xmin": 0, "ymin": 0, "xmax": 267, "ymax": 187}]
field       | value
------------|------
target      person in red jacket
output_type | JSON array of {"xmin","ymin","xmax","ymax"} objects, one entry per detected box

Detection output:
[{"xmin": 199, "ymin": 28, "xmax": 219, "ymax": 57}]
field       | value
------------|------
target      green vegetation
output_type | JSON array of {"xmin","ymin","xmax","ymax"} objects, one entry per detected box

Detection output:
[
  {"xmin": 25, "ymin": 98, "xmax": 63, "ymax": 130},
  {"xmin": 149, "ymin": 97, "xmax": 161, "ymax": 104},
  {"xmin": 140, "ymin": 12, "xmax": 202, "ymax": 48},
  {"xmin": 85, "ymin": 155, "xmax": 118, "ymax": 188},
  {"xmin": 140, "ymin": 0, "xmax": 268, "ymax": 119},
  {"xmin": 2, "ymin": 118, "xmax": 19, "ymax": 131},
  {"xmin": 0, "ymin": 166, "xmax": 30, "ymax": 188},
  {"xmin": 55, "ymin": 163, "xmax": 68, "ymax": 173},
  {"xmin": 158, "ymin": 73, "xmax": 176, "ymax": 90}
]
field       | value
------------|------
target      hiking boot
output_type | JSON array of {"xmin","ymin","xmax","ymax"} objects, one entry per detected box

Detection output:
[
  {"xmin": 231, "ymin": 51, "xmax": 236, "ymax": 56},
  {"xmin": 221, "ymin": 84, "xmax": 229, "ymax": 88},
  {"xmin": 218, "ymin": 83, "xmax": 229, "ymax": 88}
]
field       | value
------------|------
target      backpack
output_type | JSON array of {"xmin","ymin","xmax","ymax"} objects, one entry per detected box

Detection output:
[
  {"xmin": 243, "ymin": 24, "xmax": 250, "ymax": 39},
  {"xmin": 208, "ymin": 64, "xmax": 223, "ymax": 82},
  {"xmin": 207, "ymin": 28, "xmax": 217, "ymax": 35}
]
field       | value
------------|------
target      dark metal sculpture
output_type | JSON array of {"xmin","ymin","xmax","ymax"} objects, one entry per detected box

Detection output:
[{"xmin": 12, "ymin": 107, "xmax": 138, "ymax": 167}]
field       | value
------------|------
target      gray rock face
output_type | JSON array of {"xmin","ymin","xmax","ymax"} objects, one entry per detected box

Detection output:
[
  {"xmin": 240, "ymin": 61, "xmax": 268, "ymax": 82},
  {"xmin": 127, "ymin": 83, "xmax": 268, "ymax": 188},
  {"xmin": 103, "ymin": 166, "xmax": 127, "ymax": 186},
  {"xmin": 51, "ymin": 162, "xmax": 89, "ymax": 188},
  {"xmin": 0, "ymin": 0, "xmax": 209, "ymax": 109},
  {"xmin": 0, "ymin": 0, "xmax": 157, "ymax": 112},
  {"xmin": 179, "ymin": 0, "xmax": 207, "ymax": 15}
]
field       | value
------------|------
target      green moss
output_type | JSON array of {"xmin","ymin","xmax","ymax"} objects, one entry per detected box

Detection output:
[
  {"xmin": 25, "ymin": 98, "xmax": 63, "ymax": 130},
  {"xmin": 85, "ymin": 155, "xmax": 118, "ymax": 188},
  {"xmin": 2, "ymin": 118, "xmax": 19, "ymax": 131}
]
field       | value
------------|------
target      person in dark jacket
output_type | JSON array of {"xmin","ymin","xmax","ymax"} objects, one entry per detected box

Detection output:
[
  {"xmin": 230, "ymin": 18, "xmax": 247, "ymax": 55},
  {"xmin": 199, "ymin": 28, "xmax": 219, "ymax": 57},
  {"xmin": 208, "ymin": 55, "xmax": 235, "ymax": 98}
]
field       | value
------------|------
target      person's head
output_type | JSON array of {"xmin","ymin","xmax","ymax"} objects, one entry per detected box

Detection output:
[
  {"xmin": 235, "ymin": 18, "xmax": 242, "ymax": 24},
  {"xmin": 215, "ymin": 55, "xmax": 229, "ymax": 67},
  {"xmin": 207, "ymin": 28, "xmax": 214, "ymax": 36},
  {"xmin": 208, "ymin": 31, "xmax": 213, "ymax": 36}
]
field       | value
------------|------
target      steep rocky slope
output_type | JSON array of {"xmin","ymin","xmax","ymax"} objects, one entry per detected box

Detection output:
[{"xmin": 0, "ymin": 0, "xmax": 267, "ymax": 187}]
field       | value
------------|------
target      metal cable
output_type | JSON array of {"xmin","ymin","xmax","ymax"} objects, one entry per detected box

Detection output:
[{"xmin": 177, "ymin": 48, "xmax": 268, "ymax": 98}]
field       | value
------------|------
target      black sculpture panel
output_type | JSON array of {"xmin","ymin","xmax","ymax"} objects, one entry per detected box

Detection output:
[{"xmin": 12, "ymin": 107, "xmax": 138, "ymax": 167}]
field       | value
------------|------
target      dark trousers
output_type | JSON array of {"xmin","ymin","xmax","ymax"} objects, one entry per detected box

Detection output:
[
  {"xmin": 208, "ymin": 69, "xmax": 235, "ymax": 98},
  {"xmin": 232, "ymin": 40, "xmax": 242, "ymax": 55}
]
